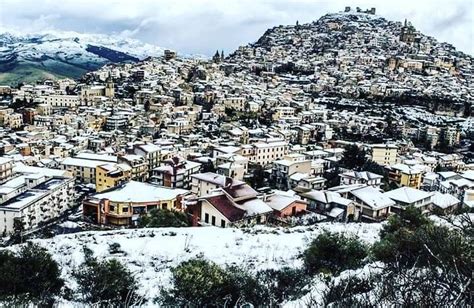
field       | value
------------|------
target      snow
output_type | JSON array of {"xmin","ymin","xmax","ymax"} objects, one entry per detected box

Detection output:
[
  {"xmin": 92, "ymin": 181, "xmax": 189, "ymax": 203},
  {"xmin": 21, "ymin": 223, "xmax": 382, "ymax": 301},
  {"xmin": 0, "ymin": 30, "xmax": 166, "ymax": 61}
]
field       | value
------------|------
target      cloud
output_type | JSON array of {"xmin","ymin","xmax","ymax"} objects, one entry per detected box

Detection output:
[{"xmin": 0, "ymin": 0, "xmax": 472, "ymax": 55}]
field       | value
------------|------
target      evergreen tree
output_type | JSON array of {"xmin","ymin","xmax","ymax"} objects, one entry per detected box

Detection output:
[
  {"xmin": 0, "ymin": 242, "xmax": 64, "ymax": 304},
  {"xmin": 73, "ymin": 249, "xmax": 139, "ymax": 305}
]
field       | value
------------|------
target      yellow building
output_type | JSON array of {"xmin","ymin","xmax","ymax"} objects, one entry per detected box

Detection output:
[
  {"xmin": 388, "ymin": 164, "xmax": 422, "ymax": 189},
  {"xmin": 371, "ymin": 144, "xmax": 398, "ymax": 166},
  {"xmin": 83, "ymin": 181, "xmax": 189, "ymax": 226},
  {"xmin": 95, "ymin": 163, "xmax": 132, "ymax": 192}
]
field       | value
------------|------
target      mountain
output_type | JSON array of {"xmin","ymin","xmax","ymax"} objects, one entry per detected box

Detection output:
[
  {"xmin": 0, "ymin": 30, "xmax": 167, "ymax": 85},
  {"xmin": 228, "ymin": 11, "xmax": 473, "ymax": 106}
]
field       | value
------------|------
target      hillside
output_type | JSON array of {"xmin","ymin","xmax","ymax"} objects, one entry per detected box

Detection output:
[
  {"xmin": 228, "ymin": 11, "xmax": 473, "ymax": 105},
  {"xmin": 0, "ymin": 31, "xmax": 166, "ymax": 85},
  {"xmin": 20, "ymin": 223, "xmax": 381, "ymax": 303}
]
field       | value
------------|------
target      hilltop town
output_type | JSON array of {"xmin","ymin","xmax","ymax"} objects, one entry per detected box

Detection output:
[{"xmin": 0, "ymin": 7, "xmax": 472, "ymax": 306}]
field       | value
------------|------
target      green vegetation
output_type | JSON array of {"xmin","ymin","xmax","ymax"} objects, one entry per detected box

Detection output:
[
  {"xmin": 322, "ymin": 208, "xmax": 473, "ymax": 306},
  {"xmin": 303, "ymin": 231, "xmax": 368, "ymax": 275},
  {"xmin": 340, "ymin": 144, "xmax": 367, "ymax": 170},
  {"xmin": 159, "ymin": 258, "xmax": 309, "ymax": 306},
  {"xmin": 0, "ymin": 242, "xmax": 64, "ymax": 305},
  {"xmin": 138, "ymin": 208, "xmax": 190, "ymax": 228},
  {"xmin": 0, "ymin": 61, "xmax": 86, "ymax": 86},
  {"xmin": 73, "ymin": 247, "xmax": 139, "ymax": 306}
]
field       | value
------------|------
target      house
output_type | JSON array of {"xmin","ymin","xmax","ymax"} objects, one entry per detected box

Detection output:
[
  {"xmin": 188, "ymin": 173, "xmax": 273, "ymax": 227},
  {"xmin": 0, "ymin": 157, "xmax": 13, "ymax": 183},
  {"xmin": 301, "ymin": 190, "xmax": 357, "ymax": 221},
  {"xmin": 349, "ymin": 186, "xmax": 395, "ymax": 220},
  {"xmin": 133, "ymin": 143, "xmax": 162, "ymax": 173},
  {"xmin": 151, "ymin": 157, "xmax": 201, "ymax": 189},
  {"xmin": 272, "ymin": 154, "xmax": 312, "ymax": 190},
  {"xmin": 60, "ymin": 153, "xmax": 118, "ymax": 184},
  {"xmin": 118, "ymin": 154, "xmax": 148, "ymax": 182},
  {"xmin": 191, "ymin": 172, "xmax": 245, "ymax": 197},
  {"xmin": 388, "ymin": 163, "xmax": 422, "ymax": 189},
  {"xmin": 264, "ymin": 193, "xmax": 307, "ymax": 218},
  {"xmin": 198, "ymin": 194, "xmax": 245, "ymax": 227},
  {"xmin": 0, "ymin": 173, "xmax": 75, "ymax": 235},
  {"xmin": 95, "ymin": 163, "xmax": 131, "ymax": 192},
  {"xmin": 290, "ymin": 173, "xmax": 326, "ymax": 191},
  {"xmin": 431, "ymin": 192, "xmax": 460, "ymax": 214},
  {"xmin": 193, "ymin": 180, "xmax": 272, "ymax": 227},
  {"xmin": 339, "ymin": 171, "xmax": 383, "ymax": 187},
  {"xmin": 371, "ymin": 144, "xmax": 397, "ymax": 165},
  {"xmin": 83, "ymin": 181, "xmax": 189, "ymax": 226},
  {"xmin": 384, "ymin": 187, "xmax": 433, "ymax": 213}
]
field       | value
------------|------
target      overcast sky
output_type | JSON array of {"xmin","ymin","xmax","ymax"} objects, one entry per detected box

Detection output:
[{"xmin": 0, "ymin": 0, "xmax": 472, "ymax": 55}]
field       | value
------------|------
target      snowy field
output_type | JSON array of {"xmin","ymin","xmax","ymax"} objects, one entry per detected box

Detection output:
[{"xmin": 24, "ymin": 222, "xmax": 383, "ymax": 303}]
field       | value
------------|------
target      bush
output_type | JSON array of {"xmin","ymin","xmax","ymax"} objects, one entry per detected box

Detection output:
[
  {"xmin": 159, "ymin": 258, "xmax": 232, "ymax": 306},
  {"xmin": 303, "ymin": 231, "xmax": 368, "ymax": 275},
  {"xmin": 73, "ymin": 249, "xmax": 139, "ymax": 305},
  {"xmin": 138, "ymin": 209, "xmax": 190, "ymax": 228},
  {"xmin": 322, "ymin": 275, "xmax": 375, "ymax": 307},
  {"xmin": 256, "ymin": 267, "xmax": 309, "ymax": 303},
  {"xmin": 160, "ymin": 259, "xmax": 309, "ymax": 306},
  {"xmin": 370, "ymin": 209, "xmax": 472, "ymax": 306},
  {"xmin": 0, "ymin": 242, "xmax": 64, "ymax": 304}
]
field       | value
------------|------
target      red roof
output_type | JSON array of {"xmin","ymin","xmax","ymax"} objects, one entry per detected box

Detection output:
[{"xmin": 203, "ymin": 194, "xmax": 245, "ymax": 222}]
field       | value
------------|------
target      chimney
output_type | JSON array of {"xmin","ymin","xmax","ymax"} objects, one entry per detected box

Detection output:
[{"xmin": 224, "ymin": 176, "xmax": 233, "ymax": 188}]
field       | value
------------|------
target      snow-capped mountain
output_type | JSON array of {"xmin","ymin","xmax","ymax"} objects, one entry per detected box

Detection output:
[{"xmin": 0, "ymin": 30, "xmax": 167, "ymax": 84}]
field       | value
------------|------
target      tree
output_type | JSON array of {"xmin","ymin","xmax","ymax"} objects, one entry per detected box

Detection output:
[
  {"xmin": 73, "ymin": 249, "xmax": 139, "ymax": 306},
  {"xmin": 251, "ymin": 163, "xmax": 266, "ymax": 188},
  {"xmin": 303, "ymin": 231, "xmax": 368, "ymax": 275},
  {"xmin": 138, "ymin": 208, "xmax": 190, "ymax": 228},
  {"xmin": 323, "ymin": 165, "xmax": 341, "ymax": 188},
  {"xmin": 340, "ymin": 145, "xmax": 367, "ymax": 170},
  {"xmin": 201, "ymin": 160, "xmax": 216, "ymax": 173},
  {"xmin": 144, "ymin": 100, "xmax": 151, "ymax": 112},
  {"xmin": 159, "ymin": 259, "xmax": 234, "ymax": 306},
  {"xmin": 0, "ymin": 242, "xmax": 64, "ymax": 304},
  {"xmin": 370, "ymin": 209, "xmax": 472, "ymax": 306}
]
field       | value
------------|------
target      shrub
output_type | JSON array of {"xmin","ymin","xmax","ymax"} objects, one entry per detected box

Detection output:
[
  {"xmin": 322, "ymin": 275, "xmax": 375, "ymax": 307},
  {"xmin": 160, "ymin": 259, "xmax": 309, "ymax": 306},
  {"xmin": 303, "ymin": 231, "xmax": 368, "ymax": 275},
  {"xmin": 370, "ymin": 209, "xmax": 472, "ymax": 306},
  {"xmin": 138, "ymin": 208, "xmax": 190, "ymax": 228},
  {"xmin": 159, "ymin": 258, "xmax": 232, "ymax": 306},
  {"xmin": 256, "ymin": 267, "xmax": 309, "ymax": 303},
  {"xmin": 73, "ymin": 250, "xmax": 139, "ymax": 305},
  {"xmin": 0, "ymin": 242, "xmax": 64, "ymax": 304}
]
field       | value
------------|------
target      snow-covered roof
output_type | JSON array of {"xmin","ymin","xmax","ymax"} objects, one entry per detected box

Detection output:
[
  {"xmin": 237, "ymin": 198, "xmax": 273, "ymax": 216},
  {"xmin": 431, "ymin": 192, "xmax": 460, "ymax": 209},
  {"xmin": 384, "ymin": 187, "xmax": 432, "ymax": 204},
  {"xmin": 92, "ymin": 181, "xmax": 189, "ymax": 203},
  {"xmin": 265, "ymin": 194, "xmax": 305, "ymax": 211},
  {"xmin": 350, "ymin": 186, "xmax": 394, "ymax": 209}
]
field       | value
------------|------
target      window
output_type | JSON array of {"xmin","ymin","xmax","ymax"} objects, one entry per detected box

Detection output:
[
  {"xmin": 211, "ymin": 216, "xmax": 216, "ymax": 226},
  {"xmin": 162, "ymin": 203, "xmax": 167, "ymax": 210},
  {"xmin": 221, "ymin": 220, "xmax": 226, "ymax": 227},
  {"xmin": 109, "ymin": 205, "xmax": 115, "ymax": 212},
  {"xmin": 123, "ymin": 207, "xmax": 129, "ymax": 213},
  {"xmin": 205, "ymin": 213, "xmax": 209, "ymax": 223}
]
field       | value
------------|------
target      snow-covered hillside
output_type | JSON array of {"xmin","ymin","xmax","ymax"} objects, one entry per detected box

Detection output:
[
  {"xmin": 0, "ymin": 30, "xmax": 166, "ymax": 62},
  {"xmin": 23, "ymin": 222, "xmax": 382, "ymax": 302},
  {"xmin": 0, "ymin": 29, "xmax": 168, "ymax": 84}
]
